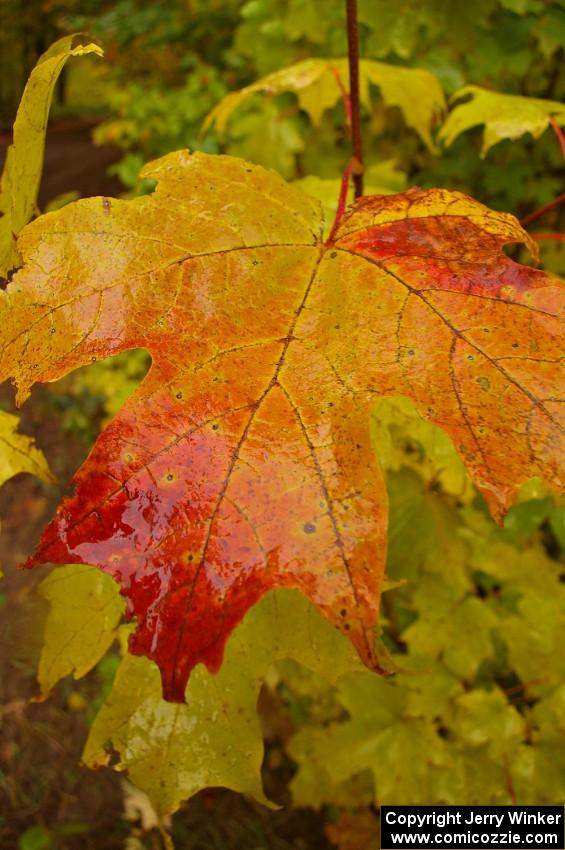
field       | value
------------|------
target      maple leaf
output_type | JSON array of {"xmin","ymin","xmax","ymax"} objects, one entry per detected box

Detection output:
[
  {"xmin": 0, "ymin": 409, "xmax": 54, "ymax": 567},
  {"xmin": 0, "ymin": 410, "xmax": 55, "ymax": 488},
  {"xmin": 203, "ymin": 57, "xmax": 445, "ymax": 150},
  {"xmin": 81, "ymin": 587, "xmax": 361, "ymax": 816},
  {"xmin": 36, "ymin": 564, "xmax": 123, "ymax": 700},
  {"xmin": 439, "ymin": 85, "xmax": 565, "ymax": 156},
  {"xmin": 0, "ymin": 150, "xmax": 563, "ymax": 702}
]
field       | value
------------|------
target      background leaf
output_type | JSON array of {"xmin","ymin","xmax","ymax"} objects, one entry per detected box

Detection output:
[
  {"xmin": 440, "ymin": 85, "xmax": 565, "ymax": 155},
  {"xmin": 0, "ymin": 35, "xmax": 102, "ymax": 276}
]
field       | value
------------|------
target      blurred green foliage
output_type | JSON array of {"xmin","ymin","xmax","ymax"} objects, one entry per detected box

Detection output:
[
  {"xmin": 56, "ymin": 0, "xmax": 564, "ymax": 237},
  {"xmin": 2, "ymin": 1, "xmax": 563, "ymax": 257}
]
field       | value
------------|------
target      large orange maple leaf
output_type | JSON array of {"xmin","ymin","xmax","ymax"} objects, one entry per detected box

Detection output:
[{"xmin": 1, "ymin": 151, "xmax": 562, "ymax": 701}]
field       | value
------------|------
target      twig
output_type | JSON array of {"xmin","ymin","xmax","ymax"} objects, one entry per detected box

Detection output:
[
  {"xmin": 345, "ymin": 0, "xmax": 363, "ymax": 198},
  {"xmin": 531, "ymin": 232, "xmax": 565, "ymax": 242},
  {"xmin": 519, "ymin": 116, "xmax": 564, "ymax": 230},
  {"xmin": 520, "ymin": 192, "xmax": 565, "ymax": 227}
]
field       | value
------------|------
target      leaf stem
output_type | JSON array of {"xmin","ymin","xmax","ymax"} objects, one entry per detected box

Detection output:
[
  {"xmin": 326, "ymin": 159, "xmax": 354, "ymax": 244},
  {"xmin": 345, "ymin": 0, "xmax": 363, "ymax": 198},
  {"xmin": 548, "ymin": 113, "xmax": 565, "ymax": 160},
  {"xmin": 331, "ymin": 65, "xmax": 352, "ymax": 132}
]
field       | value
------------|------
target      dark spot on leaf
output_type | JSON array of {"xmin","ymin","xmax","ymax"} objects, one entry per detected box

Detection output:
[
  {"xmin": 212, "ymin": 423, "xmax": 219, "ymax": 430},
  {"xmin": 330, "ymin": 251, "xmax": 337, "ymax": 258},
  {"xmin": 176, "ymin": 392, "xmax": 183, "ymax": 399},
  {"xmin": 303, "ymin": 522, "xmax": 316, "ymax": 534},
  {"xmin": 166, "ymin": 473, "xmax": 174, "ymax": 481}
]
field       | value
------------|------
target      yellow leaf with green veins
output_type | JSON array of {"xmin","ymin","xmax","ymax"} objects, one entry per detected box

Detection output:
[
  {"xmin": 36, "ymin": 564, "xmax": 124, "ymax": 700},
  {"xmin": 0, "ymin": 410, "xmax": 54, "ymax": 488},
  {"xmin": 83, "ymin": 588, "xmax": 362, "ymax": 817},
  {"xmin": 439, "ymin": 85, "xmax": 565, "ymax": 156},
  {"xmin": 204, "ymin": 58, "xmax": 446, "ymax": 150},
  {"xmin": 0, "ymin": 35, "xmax": 103, "ymax": 276}
]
